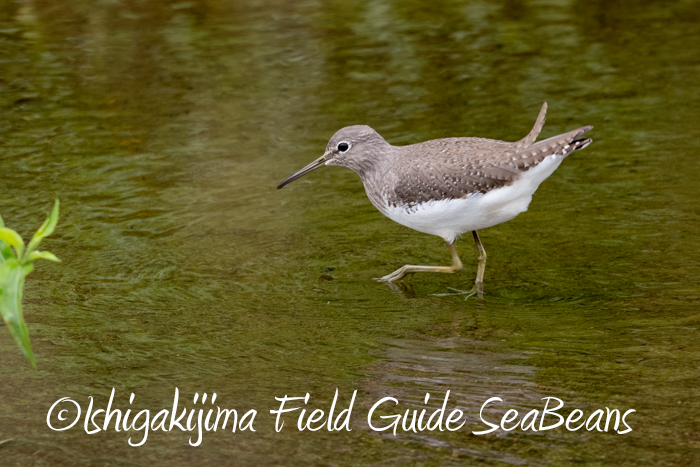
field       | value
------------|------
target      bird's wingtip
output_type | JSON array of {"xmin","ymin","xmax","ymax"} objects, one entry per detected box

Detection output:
[
  {"xmin": 514, "ymin": 102, "xmax": 548, "ymax": 149},
  {"xmin": 579, "ymin": 125, "xmax": 594, "ymax": 135}
]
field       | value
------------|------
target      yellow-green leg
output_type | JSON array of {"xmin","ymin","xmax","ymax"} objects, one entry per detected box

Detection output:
[
  {"xmin": 430, "ymin": 231, "xmax": 486, "ymax": 299},
  {"xmin": 472, "ymin": 231, "xmax": 486, "ymax": 298},
  {"xmin": 375, "ymin": 243, "xmax": 463, "ymax": 282},
  {"xmin": 473, "ymin": 230, "xmax": 487, "ymax": 286}
]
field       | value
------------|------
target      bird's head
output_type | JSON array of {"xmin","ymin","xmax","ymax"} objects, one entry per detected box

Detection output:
[{"xmin": 277, "ymin": 125, "xmax": 388, "ymax": 189}]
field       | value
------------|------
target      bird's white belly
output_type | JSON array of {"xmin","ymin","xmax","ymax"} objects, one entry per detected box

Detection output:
[{"xmin": 381, "ymin": 155, "xmax": 565, "ymax": 243}]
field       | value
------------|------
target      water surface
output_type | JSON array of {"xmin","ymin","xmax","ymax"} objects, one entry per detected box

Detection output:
[{"xmin": 1, "ymin": 0, "xmax": 699, "ymax": 465}]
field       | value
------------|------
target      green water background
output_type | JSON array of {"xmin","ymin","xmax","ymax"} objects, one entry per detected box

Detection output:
[{"xmin": 1, "ymin": 0, "xmax": 699, "ymax": 465}]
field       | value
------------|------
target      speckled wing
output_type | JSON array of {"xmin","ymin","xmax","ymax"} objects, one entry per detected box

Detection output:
[
  {"xmin": 389, "ymin": 138, "xmax": 516, "ymax": 207},
  {"xmin": 389, "ymin": 126, "xmax": 592, "ymax": 207}
]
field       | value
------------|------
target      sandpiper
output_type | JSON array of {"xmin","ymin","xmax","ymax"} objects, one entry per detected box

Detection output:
[{"xmin": 278, "ymin": 103, "xmax": 592, "ymax": 291}]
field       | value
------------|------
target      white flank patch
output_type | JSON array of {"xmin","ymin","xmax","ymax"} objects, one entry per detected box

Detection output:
[{"xmin": 382, "ymin": 155, "xmax": 565, "ymax": 243}]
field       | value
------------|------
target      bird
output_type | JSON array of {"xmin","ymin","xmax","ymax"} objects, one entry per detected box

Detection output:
[{"xmin": 277, "ymin": 103, "xmax": 592, "ymax": 293}]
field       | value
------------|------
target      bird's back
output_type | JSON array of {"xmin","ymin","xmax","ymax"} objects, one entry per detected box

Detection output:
[{"xmin": 377, "ymin": 103, "xmax": 592, "ymax": 210}]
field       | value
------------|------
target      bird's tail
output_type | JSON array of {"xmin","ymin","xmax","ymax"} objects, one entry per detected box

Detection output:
[
  {"xmin": 507, "ymin": 125, "xmax": 593, "ymax": 172},
  {"xmin": 569, "ymin": 135, "xmax": 593, "ymax": 153}
]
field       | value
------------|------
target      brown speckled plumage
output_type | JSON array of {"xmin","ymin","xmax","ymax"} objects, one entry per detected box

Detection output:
[{"xmin": 319, "ymin": 103, "xmax": 592, "ymax": 214}]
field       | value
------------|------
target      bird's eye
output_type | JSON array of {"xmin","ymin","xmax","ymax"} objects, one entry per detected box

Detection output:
[{"xmin": 337, "ymin": 142, "xmax": 350, "ymax": 153}]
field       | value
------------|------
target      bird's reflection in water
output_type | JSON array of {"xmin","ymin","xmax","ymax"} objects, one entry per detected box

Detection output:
[
  {"xmin": 382, "ymin": 279, "xmax": 417, "ymax": 298},
  {"xmin": 359, "ymin": 336, "xmax": 558, "ymax": 464}
]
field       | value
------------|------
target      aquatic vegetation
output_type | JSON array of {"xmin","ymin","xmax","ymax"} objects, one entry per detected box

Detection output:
[{"xmin": 0, "ymin": 200, "xmax": 60, "ymax": 367}]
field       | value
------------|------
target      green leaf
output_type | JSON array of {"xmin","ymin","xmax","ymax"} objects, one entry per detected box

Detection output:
[
  {"xmin": 0, "ymin": 240, "xmax": 11, "ymax": 263},
  {"xmin": 32, "ymin": 199, "xmax": 60, "ymax": 241},
  {"xmin": 26, "ymin": 200, "xmax": 60, "ymax": 258},
  {"xmin": 0, "ymin": 259, "xmax": 35, "ymax": 367},
  {"xmin": 0, "ymin": 228, "xmax": 23, "ymax": 258},
  {"xmin": 0, "ymin": 200, "xmax": 61, "ymax": 367},
  {"xmin": 0, "ymin": 215, "xmax": 9, "ymax": 264},
  {"xmin": 28, "ymin": 250, "xmax": 61, "ymax": 262}
]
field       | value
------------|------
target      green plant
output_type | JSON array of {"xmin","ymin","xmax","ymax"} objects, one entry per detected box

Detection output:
[{"xmin": 0, "ymin": 200, "xmax": 60, "ymax": 367}]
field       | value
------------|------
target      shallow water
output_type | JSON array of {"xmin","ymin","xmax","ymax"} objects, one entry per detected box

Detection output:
[{"xmin": 1, "ymin": 0, "xmax": 699, "ymax": 465}]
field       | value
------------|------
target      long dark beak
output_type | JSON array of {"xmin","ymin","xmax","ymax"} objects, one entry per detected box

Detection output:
[{"xmin": 277, "ymin": 154, "xmax": 327, "ymax": 189}]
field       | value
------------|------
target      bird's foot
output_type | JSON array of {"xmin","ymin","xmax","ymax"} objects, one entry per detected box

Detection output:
[
  {"xmin": 430, "ymin": 284, "xmax": 484, "ymax": 300},
  {"xmin": 374, "ymin": 265, "xmax": 411, "ymax": 283},
  {"xmin": 375, "ymin": 263, "xmax": 461, "ymax": 283}
]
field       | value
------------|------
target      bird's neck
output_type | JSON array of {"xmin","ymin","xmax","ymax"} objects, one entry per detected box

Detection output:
[
  {"xmin": 347, "ymin": 158, "xmax": 378, "ymax": 180},
  {"xmin": 343, "ymin": 145, "xmax": 393, "ymax": 181}
]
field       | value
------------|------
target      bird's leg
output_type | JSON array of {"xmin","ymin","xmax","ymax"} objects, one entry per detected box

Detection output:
[
  {"xmin": 472, "ymin": 230, "xmax": 487, "ymax": 285},
  {"xmin": 471, "ymin": 230, "xmax": 486, "ymax": 298},
  {"xmin": 375, "ymin": 242, "xmax": 463, "ymax": 283},
  {"xmin": 431, "ymin": 233, "xmax": 487, "ymax": 299}
]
